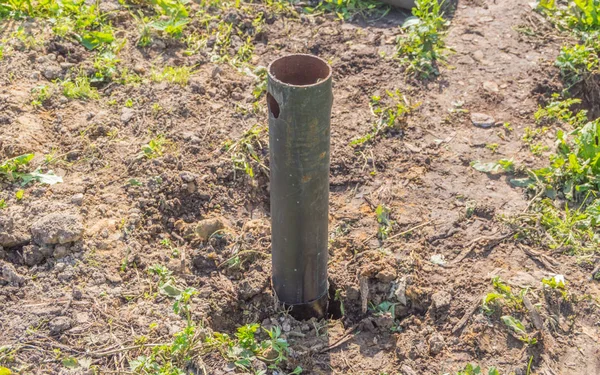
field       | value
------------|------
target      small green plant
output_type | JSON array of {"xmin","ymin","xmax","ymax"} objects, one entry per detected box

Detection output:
[
  {"xmin": 375, "ymin": 204, "xmax": 393, "ymax": 240},
  {"xmin": 501, "ymin": 315, "xmax": 538, "ymax": 346},
  {"xmin": 204, "ymin": 324, "xmax": 299, "ymax": 373},
  {"xmin": 556, "ymin": 42, "xmax": 599, "ymax": 87},
  {"xmin": 351, "ymin": 90, "xmax": 416, "ymax": 146},
  {"xmin": 537, "ymin": 0, "xmax": 600, "ymax": 31},
  {"xmin": 0, "ymin": 154, "xmax": 62, "ymax": 186},
  {"xmin": 139, "ymin": 135, "xmax": 167, "ymax": 159},
  {"xmin": 151, "ymin": 66, "xmax": 193, "ymax": 86},
  {"xmin": 0, "ymin": 199, "xmax": 7, "ymax": 209},
  {"xmin": 304, "ymin": 0, "xmax": 389, "ymax": 20},
  {"xmin": 396, "ymin": 0, "xmax": 449, "ymax": 79},
  {"xmin": 61, "ymin": 75, "xmax": 100, "ymax": 100},
  {"xmin": 534, "ymin": 94, "xmax": 587, "ymax": 126},
  {"xmin": 542, "ymin": 274, "xmax": 569, "ymax": 299},
  {"xmin": 223, "ymin": 124, "xmax": 266, "ymax": 179},
  {"xmin": 481, "ymin": 276, "xmax": 525, "ymax": 315},
  {"xmin": 445, "ymin": 364, "xmax": 500, "ymax": 375},
  {"xmin": 486, "ymin": 143, "xmax": 499, "ymax": 153},
  {"xmin": 30, "ymin": 84, "xmax": 54, "ymax": 107}
]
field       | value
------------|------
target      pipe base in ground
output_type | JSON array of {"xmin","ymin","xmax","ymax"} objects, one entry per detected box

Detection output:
[{"xmin": 280, "ymin": 291, "xmax": 329, "ymax": 321}]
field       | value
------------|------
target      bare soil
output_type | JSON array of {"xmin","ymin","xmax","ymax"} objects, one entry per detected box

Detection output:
[{"xmin": 1, "ymin": 1, "xmax": 599, "ymax": 374}]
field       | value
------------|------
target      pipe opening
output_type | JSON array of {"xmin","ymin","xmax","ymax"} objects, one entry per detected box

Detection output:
[
  {"xmin": 267, "ymin": 92, "xmax": 280, "ymax": 118},
  {"xmin": 269, "ymin": 54, "xmax": 331, "ymax": 86}
]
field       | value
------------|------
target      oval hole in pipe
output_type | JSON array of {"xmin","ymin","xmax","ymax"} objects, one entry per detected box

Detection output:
[{"xmin": 267, "ymin": 92, "xmax": 280, "ymax": 118}]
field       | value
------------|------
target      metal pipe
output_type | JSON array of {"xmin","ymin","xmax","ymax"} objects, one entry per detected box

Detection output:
[{"xmin": 267, "ymin": 54, "xmax": 333, "ymax": 320}]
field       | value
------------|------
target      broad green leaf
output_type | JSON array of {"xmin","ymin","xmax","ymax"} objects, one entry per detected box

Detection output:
[
  {"xmin": 159, "ymin": 281, "xmax": 182, "ymax": 297},
  {"xmin": 62, "ymin": 357, "xmax": 78, "ymax": 368},
  {"xmin": 501, "ymin": 315, "xmax": 526, "ymax": 335},
  {"xmin": 471, "ymin": 159, "xmax": 514, "ymax": 173}
]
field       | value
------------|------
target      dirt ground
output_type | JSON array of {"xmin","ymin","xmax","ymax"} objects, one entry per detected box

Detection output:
[{"xmin": 1, "ymin": 0, "xmax": 599, "ymax": 374}]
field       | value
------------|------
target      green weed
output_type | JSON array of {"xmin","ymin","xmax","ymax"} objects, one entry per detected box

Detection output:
[
  {"xmin": 375, "ymin": 204, "xmax": 393, "ymax": 240},
  {"xmin": 443, "ymin": 364, "xmax": 500, "ymax": 375},
  {"xmin": 350, "ymin": 90, "xmax": 417, "ymax": 146},
  {"xmin": 0, "ymin": 154, "xmax": 62, "ymax": 186},
  {"xmin": 139, "ymin": 135, "xmax": 168, "ymax": 159},
  {"xmin": 396, "ymin": 0, "xmax": 449, "ymax": 79},
  {"xmin": 151, "ymin": 66, "xmax": 193, "ymax": 85},
  {"xmin": 304, "ymin": 0, "xmax": 389, "ymax": 20},
  {"xmin": 536, "ymin": 0, "xmax": 600, "ymax": 32},
  {"xmin": 223, "ymin": 124, "xmax": 266, "ymax": 179},
  {"xmin": 501, "ymin": 315, "xmax": 538, "ymax": 346},
  {"xmin": 61, "ymin": 75, "xmax": 100, "ymax": 100},
  {"xmin": 204, "ymin": 324, "xmax": 300, "ymax": 373},
  {"xmin": 481, "ymin": 276, "xmax": 525, "ymax": 315},
  {"xmin": 542, "ymin": 274, "xmax": 569, "ymax": 299},
  {"xmin": 30, "ymin": 84, "xmax": 54, "ymax": 107}
]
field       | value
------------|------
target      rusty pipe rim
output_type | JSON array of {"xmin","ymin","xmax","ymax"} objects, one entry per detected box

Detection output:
[{"xmin": 267, "ymin": 54, "xmax": 332, "ymax": 88}]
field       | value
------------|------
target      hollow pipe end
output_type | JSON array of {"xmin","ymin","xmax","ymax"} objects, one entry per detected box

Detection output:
[{"xmin": 279, "ymin": 292, "xmax": 329, "ymax": 321}]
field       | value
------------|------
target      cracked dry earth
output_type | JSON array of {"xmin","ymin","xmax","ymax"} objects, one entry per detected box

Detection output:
[{"xmin": 1, "ymin": 0, "xmax": 599, "ymax": 374}]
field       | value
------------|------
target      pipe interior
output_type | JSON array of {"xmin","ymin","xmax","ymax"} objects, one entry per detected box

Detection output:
[{"xmin": 269, "ymin": 55, "xmax": 331, "ymax": 86}]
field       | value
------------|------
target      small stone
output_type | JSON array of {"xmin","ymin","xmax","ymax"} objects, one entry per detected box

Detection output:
[
  {"xmin": 431, "ymin": 291, "xmax": 451, "ymax": 311},
  {"xmin": 91, "ymin": 271, "xmax": 106, "ymax": 285},
  {"xmin": 1, "ymin": 262, "xmax": 26, "ymax": 286},
  {"xmin": 71, "ymin": 193, "xmax": 84, "ymax": 206},
  {"xmin": 483, "ymin": 81, "xmax": 499, "ymax": 93},
  {"xmin": 105, "ymin": 272, "xmax": 122, "ymax": 284},
  {"xmin": 53, "ymin": 245, "xmax": 70, "ymax": 259},
  {"xmin": 72, "ymin": 288, "xmax": 83, "ymax": 300},
  {"xmin": 300, "ymin": 323, "xmax": 310, "ymax": 332},
  {"xmin": 42, "ymin": 65, "xmax": 62, "ymax": 80},
  {"xmin": 120, "ymin": 107, "xmax": 134, "ymax": 123},
  {"xmin": 376, "ymin": 269, "xmax": 395, "ymax": 283},
  {"xmin": 471, "ymin": 113, "xmax": 496, "ymax": 128},
  {"xmin": 58, "ymin": 269, "xmax": 74, "ymax": 282},
  {"xmin": 282, "ymin": 321, "xmax": 291, "ymax": 332},
  {"xmin": 54, "ymin": 262, "xmax": 66, "ymax": 273},
  {"xmin": 429, "ymin": 332, "xmax": 445, "ymax": 355},
  {"xmin": 194, "ymin": 217, "xmax": 230, "ymax": 241},
  {"xmin": 152, "ymin": 39, "xmax": 166, "ymax": 50},
  {"xmin": 231, "ymin": 92, "xmax": 243, "ymax": 101},
  {"xmin": 472, "ymin": 50, "xmax": 484, "ymax": 62},
  {"xmin": 31, "ymin": 213, "xmax": 84, "ymax": 246},
  {"xmin": 49, "ymin": 316, "xmax": 71, "ymax": 334},
  {"xmin": 394, "ymin": 278, "xmax": 408, "ymax": 306},
  {"xmin": 179, "ymin": 172, "xmax": 196, "ymax": 183}
]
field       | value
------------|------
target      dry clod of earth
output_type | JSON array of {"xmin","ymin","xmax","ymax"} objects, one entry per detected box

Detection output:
[{"xmin": 30, "ymin": 213, "xmax": 84, "ymax": 245}]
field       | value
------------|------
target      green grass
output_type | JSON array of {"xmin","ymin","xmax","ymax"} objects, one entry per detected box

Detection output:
[
  {"xmin": 350, "ymin": 90, "xmax": 417, "ymax": 146},
  {"xmin": 396, "ymin": 0, "xmax": 449, "ymax": 79},
  {"xmin": 139, "ymin": 135, "xmax": 168, "ymax": 159},
  {"xmin": 304, "ymin": 0, "xmax": 390, "ymax": 20},
  {"xmin": 223, "ymin": 124, "xmax": 266, "ymax": 179},
  {"xmin": 61, "ymin": 75, "xmax": 100, "ymax": 100},
  {"xmin": 151, "ymin": 66, "xmax": 193, "ymax": 86}
]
